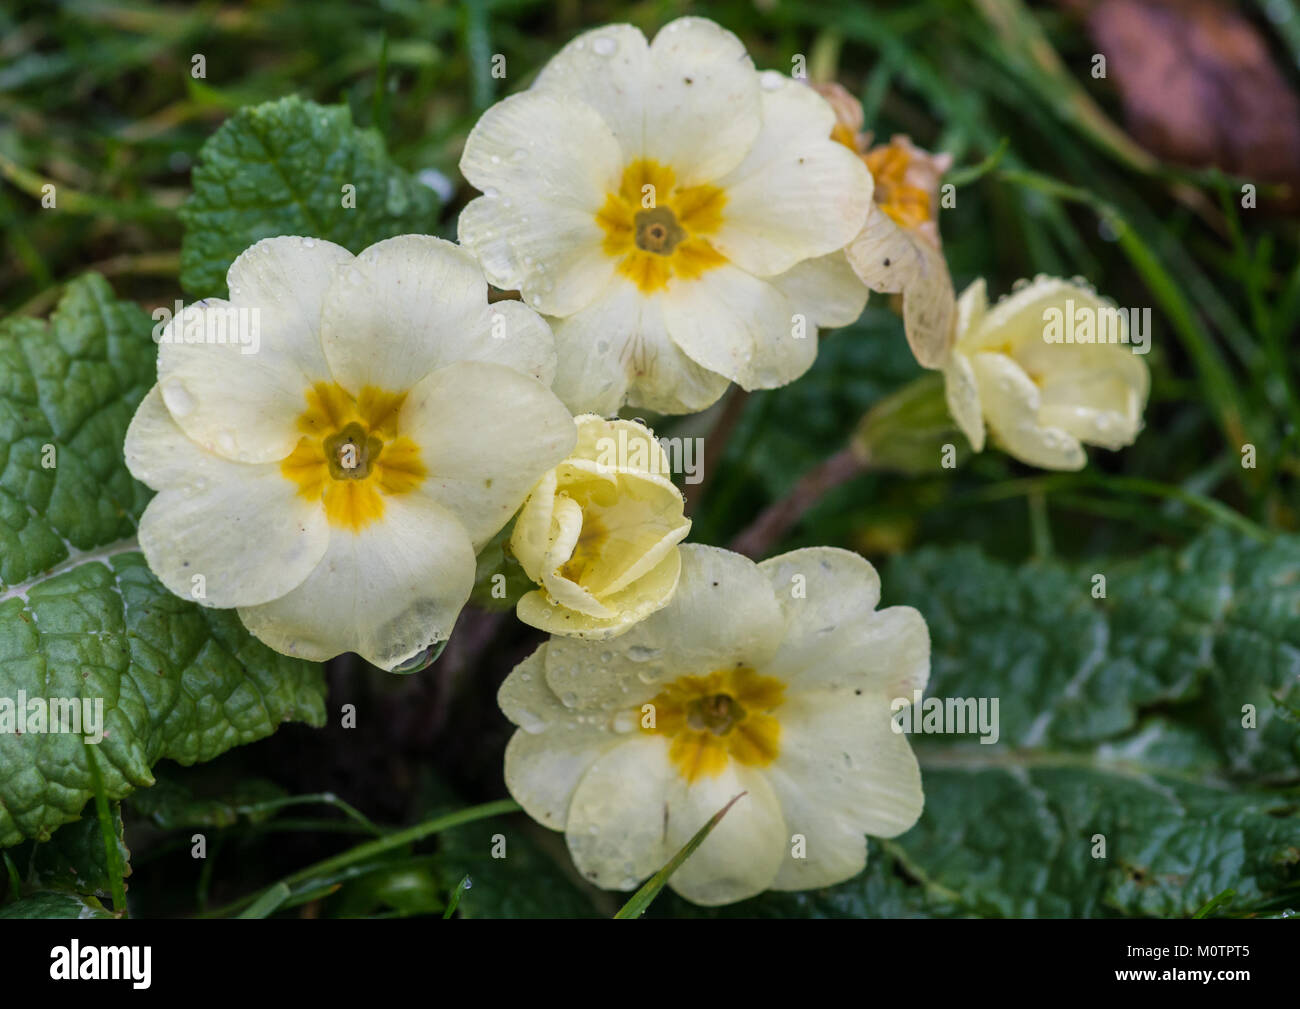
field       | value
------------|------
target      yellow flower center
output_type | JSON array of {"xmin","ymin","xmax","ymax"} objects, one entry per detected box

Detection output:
[
  {"xmin": 595, "ymin": 159, "xmax": 727, "ymax": 295},
  {"xmin": 281, "ymin": 382, "xmax": 427, "ymax": 532},
  {"xmin": 863, "ymin": 144, "xmax": 933, "ymax": 231},
  {"xmin": 643, "ymin": 666, "xmax": 785, "ymax": 782}
]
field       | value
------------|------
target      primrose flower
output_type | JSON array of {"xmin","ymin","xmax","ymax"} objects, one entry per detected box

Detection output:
[
  {"xmin": 942, "ymin": 276, "xmax": 1151, "ymax": 470},
  {"xmin": 458, "ymin": 17, "xmax": 872, "ymax": 416},
  {"xmin": 814, "ymin": 82, "xmax": 956, "ymax": 369},
  {"xmin": 511, "ymin": 415, "xmax": 690, "ymax": 639},
  {"xmin": 499, "ymin": 543, "xmax": 929, "ymax": 905},
  {"xmin": 125, "ymin": 235, "xmax": 576, "ymax": 671}
]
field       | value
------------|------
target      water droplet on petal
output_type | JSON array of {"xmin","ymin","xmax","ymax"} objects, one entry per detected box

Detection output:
[
  {"xmin": 161, "ymin": 381, "xmax": 196, "ymax": 418},
  {"xmin": 592, "ymin": 36, "xmax": 617, "ymax": 56},
  {"xmin": 392, "ymin": 639, "xmax": 448, "ymax": 673},
  {"xmin": 760, "ymin": 70, "xmax": 785, "ymax": 91}
]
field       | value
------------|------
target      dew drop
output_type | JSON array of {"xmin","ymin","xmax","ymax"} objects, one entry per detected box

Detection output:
[
  {"xmin": 161, "ymin": 381, "xmax": 196, "ymax": 418},
  {"xmin": 592, "ymin": 36, "xmax": 617, "ymax": 56},
  {"xmin": 760, "ymin": 70, "xmax": 785, "ymax": 91},
  {"xmin": 391, "ymin": 639, "xmax": 448, "ymax": 673}
]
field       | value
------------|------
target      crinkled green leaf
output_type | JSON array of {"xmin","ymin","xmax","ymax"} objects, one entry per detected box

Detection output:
[
  {"xmin": 0, "ymin": 891, "xmax": 113, "ymax": 919},
  {"xmin": 179, "ymin": 95, "xmax": 442, "ymax": 296},
  {"xmin": 0, "ymin": 273, "xmax": 152, "ymax": 587},
  {"xmin": 0, "ymin": 275, "xmax": 327, "ymax": 848},
  {"xmin": 885, "ymin": 528, "xmax": 1300, "ymax": 777}
]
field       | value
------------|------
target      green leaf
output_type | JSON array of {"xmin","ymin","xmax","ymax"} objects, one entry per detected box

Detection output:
[
  {"xmin": 434, "ymin": 813, "xmax": 601, "ymax": 919},
  {"xmin": 179, "ymin": 95, "xmax": 442, "ymax": 297},
  {"xmin": 0, "ymin": 891, "xmax": 114, "ymax": 919},
  {"xmin": 0, "ymin": 276, "xmax": 327, "ymax": 848},
  {"xmin": 13, "ymin": 801, "xmax": 130, "ymax": 899},
  {"xmin": 0, "ymin": 273, "xmax": 152, "ymax": 587},
  {"xmin": 423, "ymin": 778, "xmax": 599, "ymax": 919},
  {"xmin": 884, "ymin": 528, "xmax": 1300, "ymax": 777}
]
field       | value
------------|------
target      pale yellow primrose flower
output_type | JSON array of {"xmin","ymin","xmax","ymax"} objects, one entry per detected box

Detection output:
[
  {"xmin": 458, "ymin": 17, "xmax": 873, "ymax": 416},
  {"xmin": 943, "ymin": 276, "xmax": 1150, "ymax": 471},
  {"xmin": 125, "ymin": 235, "xmax": 576, "ymax": 671},
  {"xmin": 499, "ymin": 543, "xmax": 929, "ymax": 906},
  {"xmin": 511, "ymin": 415, "xmax": 691, "ymax": 639}
]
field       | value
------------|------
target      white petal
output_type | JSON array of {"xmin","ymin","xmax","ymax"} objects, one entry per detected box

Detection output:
[
  {"xmin": 549, "ymin": 279, "xmax": 731, "ymax": 415},
  {"xmin": 972, "ymin": 351, "xmax": 1086, "ymax": 470},
  {"xmin": 320, "ymin": 235, "xmax": 554, "ymax": 393},
  {"xmin": 758, "ymin": 547, "xmax": 929, "ymax": 698},
  {"xmin": 458, "ymin": 91, "xmax": 621, "ymax": 317},
  {"xmin": 1017, "ymin": 343, "xmax": 1149, "ymax": 449},
  {"xmin": 661, "ymin": 266, "xmax": 814, "ymax": 390},
  {"xmin": 530, "ymin": 24, "xmax": 653, "ymax": 159},
  {"xmin": 943, "ymin": 349, "xmax": 986, "ymax": 452},
  {"xmin": 641, "ymin": 17, "xmax": 762, "ymax": 186},
  {"xmin": 543, "ymin": 544, "xmax": 784, "ymax": 711},
  {"xmin": 500, "ymin": 647, "xmax": 620, "ymax": 829},
  {"xmin": 156, "ymin": 298, "xmax": 306, "ymax": 464},
  {"xmin": 768, "ymin": 251, "xmax": 870, "ymax": 329},
  {"xmin": 661, "ymin": 765, "xmax": 785, "ymax": 906},
  {"xmin": 236, "ymin": 494, "xmax": 476, "ymax": 670},
  {"xmin": 128, "ymin": 387, "xmax": 329, "ymax": 608},
  {"xmin": 564, "ymin": 736, "xmax": 679, "ymax": 890},
  {"xmin": 399, "ymin": 361, "xmax": 576, "ymax": 550},
  {"xmin": 225, "ymin": 236, "xmax": 355, "ymax": 384},
  {"xmin": 712, "ymin": 76, "xmax": 872, "ymax": 276},
  {"xmin": 766, "ymin": 692, "xmax": 924, "ymax": 890}
]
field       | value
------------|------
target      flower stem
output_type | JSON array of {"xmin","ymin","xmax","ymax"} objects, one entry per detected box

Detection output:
[{"xmin": 730, "ymin": 447, "xmax": 868, "ymax": 559}]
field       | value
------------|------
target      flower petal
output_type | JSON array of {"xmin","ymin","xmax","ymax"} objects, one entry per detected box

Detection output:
[
  {"xmin": 399, "ymin": 361, "xmax": 575, "ymax": 551},
  {"xmin": 226, "ymin": 236, "xmax": 355, "ymax": 383},
  {"xmin": 529, "ymin": 24, "xmax": 653, "ymax": 159},
  {"xmin": 768, "ymin": 251, "xmax": 870, "ymax": 330},
  {"xmin": 712, "ymin": 75, "xmax": 872, "ymax": 276},
  {"xmin": 549, "ymin": 279, "xmax": 731, "ymax": 415},
  {"xmin": 661, "ymin": 764, "xmax": 785, "ymax": 906},
  {"xmin": 1016, "ymin": 343, "xmax": 1149, "ymax": 449},
  {"xmin": 543, "ymin": 544, "xmax": 784, "ymax": 711},
  {"xmin": 641, "ymin": 17, "xmax": 762, "ymax": 186},
  {"xmin": 943, "ymin": 349, "xmax": 986, "ymax": 452},
  {"xmin": 127, "ymin": 386, "xmax": 329, "ymax": 608},
  {"xmin": 844, "ymin": 207, "xmax": 955, "ymax": 367},
  {"xmin": 519, "ymin": 547, "xmax": 683, "ymax": 639},
  {"xmin": 320, "ymin": 235, "xmax": 556, "ymax": 393},
  {"xmin": 236, "ymin": 494, "xmax": 476, "ymax": 670},
  {"xmin": 458, "ymin": 91, "xmax": 622, "ymax": 317},
  {"xmin": 971, "ymin": 351, "xmax": 1086, "ymax": 470},
  {"xmin": 156, "ymin": 297, "xmax": 306, "ymax": 464},
  {"xmin": 662, "ymin": 266, "xmax": 814, "ymax": 390},
  {"xmin": 500, "ymin": 646, "xmax": 622, "ymax": 829},
  {"xmin": 766, "ymin": 692, "xmax": 924, "ymax": 891},
  {"xmin": 758, "ymin": 547, "xmax": 929, "ymax": 697}
]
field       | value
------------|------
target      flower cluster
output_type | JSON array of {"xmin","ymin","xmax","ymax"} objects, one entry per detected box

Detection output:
[{"xmin": 125, "ymin": 16, "xmax": 1154, "ymax": 905}]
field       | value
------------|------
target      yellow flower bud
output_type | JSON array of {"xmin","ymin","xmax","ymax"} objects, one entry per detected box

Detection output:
[{"xmin": 510, "ymin": 415, "xmax": 691, "ymax": 638}]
